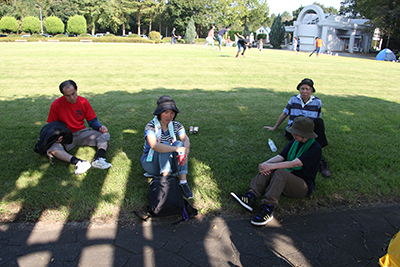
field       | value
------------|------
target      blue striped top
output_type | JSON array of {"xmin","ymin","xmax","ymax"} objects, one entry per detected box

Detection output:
[{"xmin": 283, "ymin": 94, "xmax": 322, "ymax": 128}]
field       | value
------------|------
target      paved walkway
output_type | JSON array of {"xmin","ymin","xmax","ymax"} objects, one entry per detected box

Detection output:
[{"xmin": 1, "ymin": 204, "xmax": 399, "ymax": 267}]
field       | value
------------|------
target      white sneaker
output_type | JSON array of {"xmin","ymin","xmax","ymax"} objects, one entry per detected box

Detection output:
[
  {"xmin": 91, "ymin": 157, "xmax": 112, "ymax": 169},
  {"xmin": 75, "ymin": 160, "xmax": 91, "ymax": 175}
]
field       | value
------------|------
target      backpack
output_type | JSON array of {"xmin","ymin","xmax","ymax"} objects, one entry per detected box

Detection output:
[{"xmin": 134, "ymin": 175, "xmax": 197, "ymax": 224}]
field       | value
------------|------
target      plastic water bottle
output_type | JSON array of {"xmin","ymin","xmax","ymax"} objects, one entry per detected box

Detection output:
[{"xmin": 268, "ymin": 139, "xmax": 277, "ymax": 152}]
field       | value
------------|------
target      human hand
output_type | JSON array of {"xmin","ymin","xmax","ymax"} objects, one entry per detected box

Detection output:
[
  {"xmin": 55, "ymin": 136, "xmax": 63, "ymax": 143},
  {"xmin": 263, "ymin": 126, "xmax": 275, "ymax": 131},
  {"xmin": 259, "ymin": 162, "xmax": 272, "ymax": 176},
  {"xmin": 99, "ymin": 125, "xmax": 108, "ymax": 133}
]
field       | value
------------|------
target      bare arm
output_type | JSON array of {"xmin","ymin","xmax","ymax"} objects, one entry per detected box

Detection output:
[
  {"xmin": 259, "ymin": 157, "xmax": 303, "ymax": 176},
  {"xmin": 264, "ymin": 112, "xmax": 288, "ymax": 131},
  {"xmin": 147, "ymin": 134, "xmax": 186, "ymax": 154}
]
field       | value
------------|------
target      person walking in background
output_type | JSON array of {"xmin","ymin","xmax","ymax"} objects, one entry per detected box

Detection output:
[
  {"xmin": 315, "ymin": 37, "xmax": 325, "ymax": 57},
  {"xmin": 203, "ymin": 25, "xmax": 216, "ymax": 50},
  {"xmin": 171, "ymin": 27, "xmax": 177, "ymax": 45},
  {"xmin": 217, "ymin": 25, "xmax": 230, "ymax": 52},
  {"xmin": 46, "ymin": 80, "xmax": 112, "ymax": 175},
  {"xmin": 291, "ymin": 37, "xmax": 299, "ymax": 55},
  {"xmin": 264, "ymin": 78, "xmax": 331, "ymax": 178},
  {"xmin": 231, "ymin": 117, "xmax": 322, "ymax": 226}
]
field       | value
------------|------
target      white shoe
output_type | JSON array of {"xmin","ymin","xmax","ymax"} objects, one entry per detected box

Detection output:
[
  {"xmin": 75, "ymin": 160, "xmax": 91, "ymax": 175},
  {"xmin": 91, "ymin": 157, "xmax": 112, "ymax": 169}
]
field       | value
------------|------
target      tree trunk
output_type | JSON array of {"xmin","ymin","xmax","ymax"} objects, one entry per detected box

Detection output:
[
  {"xmin": 122, "ymin": 23, "xmax": 125, "ymax": 36},
  {"xmin": 137, "ymin": 8, "xmax": 141, "ymax": 36},
  {"xmin": 159, "ymin": 11, "xmax": 162, "ymax": 33},
  {"xmin": 149, "ymin": 13, "xmax": 152, "ymax": 33}
]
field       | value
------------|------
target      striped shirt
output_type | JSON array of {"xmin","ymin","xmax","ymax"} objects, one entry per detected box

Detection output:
[
  {"xmin": 283, "ymin": 94, "xmax": 322, "ymax": 128},
  {"xmin": 142, "ymin": 120, "xmax": 185, "ymax": 157}
]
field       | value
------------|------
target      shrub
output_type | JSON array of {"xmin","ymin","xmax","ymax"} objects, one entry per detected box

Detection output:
[
  {"xmin": 21, "ymin": 16, "xmax": 41, "ymax": 34},
  {"xmin": 184, "ymin": 16, "xmax": 196, "ymax": 44},
  {"xmin": 67, "ymin": 15, "xmax": 86, "ymax": 35},
  {"xmin": 148, "ymin": 31, "xmax": 161, "ymax": 43},
  {"xmin": 0, "ymin": 16, "xmax": 19, "ymax": 33},
  {"xmin": 257, "ymin": 33, "xmax": 267, "ymax": 40},
  {"xmin": 45, "ymin": 16, "xmax": 64, "ymax": 35}
]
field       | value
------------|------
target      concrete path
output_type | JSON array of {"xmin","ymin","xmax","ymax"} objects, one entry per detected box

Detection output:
[{"xmin": 1, "ymin": 204, "xmax": 399, "ymax": 267}]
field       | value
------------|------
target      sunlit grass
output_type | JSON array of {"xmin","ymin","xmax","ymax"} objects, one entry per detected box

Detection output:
[{"xmin": 0, "ymin": 42, "xmax": 399, "ymax": 222}]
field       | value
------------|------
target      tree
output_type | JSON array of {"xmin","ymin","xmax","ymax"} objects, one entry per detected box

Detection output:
[
  {"xmin": 339, "ymin": 0, "xmax": 400, "ymax": 49},
  {"xmin": 21, "ymin": 16, "xmax": 41, "ymax": 34},
  {"xmin": 242, "ymin": 24, "xmax": 250, "ymax": 38},
  {"xmin": 184, "ymin": 16, "xmax": 196, "ymax": 43},
  {"xmin": 74, "ymin": 0, "xmax": 102, "ymax": 35},
  {"xmin": 48, "ymin": 0, "xmax": 78, "ymax": 26},
  {"xmin": 269, "ymin": 14, "xmax": 285, "ymax": 48},
  {"xmin": 67, "ymin": 15, "xmax": 87, "ymax": 35},
  {"xmin": 45, "ymin": 16, "xmax": 64, "ymax": 35},
  {"xmin": 0, "ymin": 16, "xmax": 19, "ymax": 33}
]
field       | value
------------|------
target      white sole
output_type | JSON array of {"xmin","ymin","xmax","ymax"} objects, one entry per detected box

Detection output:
[
  {"xmin": 230, "ymin": 192, "xmax": 253, "ymax": 211},
  {"xmin": 251, "ymin": 215, "xmax": 274, "ymax": 226}
]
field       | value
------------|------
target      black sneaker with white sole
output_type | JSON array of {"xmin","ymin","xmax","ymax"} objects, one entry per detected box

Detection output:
[
  {"xmin": 230, "ymin": 192, "xmax": 256, "ymax": 211},
  {"xmin": 179, "ymin": 182, "xmax": 193, "ymax": 200},
  {"xmin": 251, "ymin": 204, "xmax": 274, "ymax": 226}
]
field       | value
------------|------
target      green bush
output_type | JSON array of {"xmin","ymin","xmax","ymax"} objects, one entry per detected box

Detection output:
[
  {"xmin": 257, "ymin": 33, "xmax": 267, "ymax": 40},
  {"xmin": 161, "ymin": 37, "xmax": 171, "ymax": 43},
  {"xmin": 21, "ymin": 16, "xmax": 41, "ymax": 34},
  {"xmin": 45, "ymin": 16, "xmax": 64, "ymax": 35},
  {"xmin": 67, "ymin": 15, "xmax": 86, "ymax": 35},
  {"xmin": 148, "ymin": 30, "xmax": 161, "ymax": 43},
  {"xmin": 0, "ymin": 16, "xmax": 19, "ymax": 33}
]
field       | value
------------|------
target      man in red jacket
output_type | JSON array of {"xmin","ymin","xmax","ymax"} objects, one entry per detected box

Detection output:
[{"xmin": 47, "ymin": 80, "xmax": 112, "ymax": 175}]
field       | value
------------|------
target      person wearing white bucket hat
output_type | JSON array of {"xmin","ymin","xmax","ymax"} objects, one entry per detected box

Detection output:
[{"xmin": 231, "ymin": 117, "xmax": 322, "ymax": 226}]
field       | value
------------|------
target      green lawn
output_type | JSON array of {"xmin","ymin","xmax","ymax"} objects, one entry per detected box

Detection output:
[{"xmin": 1, "ymin": 42, "xmax": 399, "ymax": 222}]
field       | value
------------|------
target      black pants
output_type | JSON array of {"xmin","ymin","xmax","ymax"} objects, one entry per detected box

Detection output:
[{"xmin": 285, "ymin": 118, "xmax": 328, "ymax": 148}]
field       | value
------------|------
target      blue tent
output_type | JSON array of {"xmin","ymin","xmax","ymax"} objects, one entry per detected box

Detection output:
[{"xmin": 376, "ymin": 48, "xmax": 397, "ymax": 61}]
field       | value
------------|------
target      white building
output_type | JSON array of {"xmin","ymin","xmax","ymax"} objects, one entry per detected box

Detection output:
[
  {"xmin": 255, "ymin": 26, "xmax": 271, "ymax": 43},
  {"xmin": 286, "ymin": 5, "xmax": 371, "ymax": 53}
]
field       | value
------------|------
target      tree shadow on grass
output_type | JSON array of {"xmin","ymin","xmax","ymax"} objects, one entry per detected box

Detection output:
[
  {"xmin": 1, "ymin": 87, "xmax": 400, "ymax": 223},
  {"xmin": 0, "ymin": 87, "xmax": 399, "ymax": 266}
]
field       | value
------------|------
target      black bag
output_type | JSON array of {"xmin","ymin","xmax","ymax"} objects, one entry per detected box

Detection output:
[
  {"xmin": 134, "ymin": 175, "xmax": 197, "ymax": 224},
  {"xmin": 34, "ymin": 121, "xmax": 73, "ymax": 155}
]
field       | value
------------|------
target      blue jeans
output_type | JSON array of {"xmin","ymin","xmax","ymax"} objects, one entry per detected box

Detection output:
[{"xmin": 141, "ymin": 141, "xmax": 188, "ymax": 176}]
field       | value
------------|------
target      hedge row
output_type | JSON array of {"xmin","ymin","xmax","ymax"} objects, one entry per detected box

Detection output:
[{"xmin": 0, "ymin": 34, "xmax": 155, "ymax": 43}]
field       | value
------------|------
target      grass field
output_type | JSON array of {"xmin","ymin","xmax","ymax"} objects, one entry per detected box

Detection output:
[{"xmin": 1, "ymin": 42, "xmax": 399, "ymax": 223}]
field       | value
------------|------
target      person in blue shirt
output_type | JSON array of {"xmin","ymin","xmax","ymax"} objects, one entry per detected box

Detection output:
[{"xmin": 217, "ymin": 26, "xmax": 230, "ymax": 52}]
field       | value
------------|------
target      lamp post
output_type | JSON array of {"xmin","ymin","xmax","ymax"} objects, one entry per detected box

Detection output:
[{"xmin": 35, "ymin": 4, "xmax": 43, "ymax": 35}]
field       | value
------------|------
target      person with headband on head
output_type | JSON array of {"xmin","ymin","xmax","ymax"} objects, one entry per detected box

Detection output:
[
  {"xmin": 231, "ymin": 117, "xmax": 322, "ymax": 226},
  {"xmin": 46, "ymin": 80, "xmax": 112, "ymax": 175},
  {"xmin": 141, "ymin": 95, "xmax": 193, "ymax": 199},
  {"xmin": 264, "ymin": 78, "xmax": 331, "ymax": 177}
]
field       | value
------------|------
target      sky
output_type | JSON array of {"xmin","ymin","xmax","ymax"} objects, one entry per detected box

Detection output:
[{"xmin": 268, "ymin": 0, "xmax": 343, "ymax": 15}]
